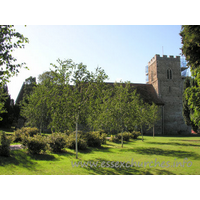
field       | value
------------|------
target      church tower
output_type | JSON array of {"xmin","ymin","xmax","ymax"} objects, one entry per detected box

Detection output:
[{"xmin": 147, "ymin": 54, "xmax": 190, "ymax": 135}]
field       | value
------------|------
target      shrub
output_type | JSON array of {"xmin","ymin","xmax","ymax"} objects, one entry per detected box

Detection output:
[
  {"xmin": 0, "ymin": 131, "xmax": 11, "ymax": 157},
  {"xmin": 131, "ymin": 131, "xmax": 141, "ymax": 139},
  {"xmin": 48, "ymin": 133, "xmax": 68, "ymax": 152},
  {"xmin": 83, "ymin": 131, "xmax": 102, "ymax": 148},
  {"xmin": 109, "ymin": 135, "xmax": 120, "ymax": 143},
  {"xmin": 100, "ymin": 133, "xmax": 107, "ymax": 144},
  {"xmin": 66, "ymin": 133, "xmax": 88, "ymax": 150},
  {"xmin": 25, "ymin": 135, "xmax": 48, "ymax": 154},
  {"xmin": 115, "ymin": 132, "xmax": 130, "ymax": 141},
  {"xmin": 14, "ymin": 128, "xmax": 24, "ymax": 142},
  {"xmin": 14, "ymin": 127, "xmax": 39, "ymax": 142}
]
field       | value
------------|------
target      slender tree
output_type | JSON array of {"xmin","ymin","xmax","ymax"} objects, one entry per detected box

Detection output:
[
  {"xmin": 145, "ymin": 103, "xmax": 160, "ymax": 138},
  {"xmin": 21, "ymin": 83, "xmax": 51, "ymax": 133},
  {"xmin": 96, "ymin": 81, "xmax": 140, "ymax": 147},
  {"xmin": 49, "ymin": 59, "xmax": 108, "ymax": 158}
]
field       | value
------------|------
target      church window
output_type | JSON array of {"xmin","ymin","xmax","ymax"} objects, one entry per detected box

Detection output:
[{"xmin": 167, "ymin": 69, "xmax": 172, "ymax": 79}]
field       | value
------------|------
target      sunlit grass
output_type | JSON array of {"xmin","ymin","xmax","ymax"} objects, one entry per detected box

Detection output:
[{"xmin": 1, "ymin": 135, "xmax": 200, "ymax": 175}]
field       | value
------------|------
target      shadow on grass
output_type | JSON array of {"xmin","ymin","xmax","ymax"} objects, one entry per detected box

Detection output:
[
  {"xmin": 147, "ymin": 142, "xmax": 200, "ymax": 147},
  {"xmin": 79, "ymin": 146, "xmax": 115, "ymax": 154},
  {"xmin": 0, "ymin": 151, "xmax": 36, "ymax": 170},
  {"xmin": 81, "ymin": 158, "xmax": 175, "ymax": 175},
  {"xmin": 29, "ymin": 153, "xmax": 57, "ymax": 161},
  {"xmin": 120, "ymin": 147, "xmax": 200, "ymax": 160},
  {"xmin": 29, "ymin": 149, "xmax": 76, "ymax": 161}
]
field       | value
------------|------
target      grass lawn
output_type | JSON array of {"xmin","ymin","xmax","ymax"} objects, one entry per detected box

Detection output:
[{"xmin": 1, "ymin": 135, "xmax": 200, "ymax": 175}]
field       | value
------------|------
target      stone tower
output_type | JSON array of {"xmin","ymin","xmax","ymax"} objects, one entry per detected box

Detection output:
[{"xmin": 147, "ymin": 54, "xmax": 190, "ymax": 135}]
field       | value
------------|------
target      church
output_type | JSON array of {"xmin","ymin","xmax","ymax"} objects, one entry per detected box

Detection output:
[{"xmin": 15, "ymin": 54, "xmax": 191, "ymax": 135}]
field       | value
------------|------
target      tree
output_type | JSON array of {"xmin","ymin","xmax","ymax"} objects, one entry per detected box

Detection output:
[
  {"xmin": 180, "ymin": 25, "xmax": 200, "ymax": 128},
  {"xmin": 180, "ymin": 26, "xmax": 200, "ymax": 78},
  {"xmin": 21, "ymin": 83, "xmax": 51, "ymax": 133},
  {"xmin": 0, "ymin": 85, "xmax": 15, "ymax": 127},
  {"xmin": 0, "ymin": 25, "xmax": 29, "ymax": 85},
  {"xmin": 23, "ymin": 76, "xmax": 37, "ymax": 99},
  {"xmin": 0, "ymin": 86, "xmax": 8, "ymax": 121},
  {"xmin": 0, "ymin": 25, "xmax": 28, "ymax": 119},
  {"xmin": 134, "ymin": 98, "xmax": 156, "ymax": 141},
  {"xmin": 95, "ymin": 81, "xmax": 140, "ymax": 147},
  {"xmin": 49, "ymin": 59, "xmax": 109, "ymax": 158},
  {"xmin": 108, "ymin": 82, "xmax": 133, "ymax": 147},
  {"xmin": 182, "ymin": 77, "xmax": 198, "ymax": 132},
  {"xmin": 145, "ymin": 102, "xmax": 160, "ymax": 138}
]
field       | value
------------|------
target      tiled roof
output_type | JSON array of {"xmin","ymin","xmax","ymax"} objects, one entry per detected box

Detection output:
[{"xmin": 106, "ymin": 82, "xmax": 164, "ymax": 105}]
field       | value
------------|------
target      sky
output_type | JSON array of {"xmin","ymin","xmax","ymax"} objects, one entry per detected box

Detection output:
[{"xmin": 7, "ymin": 25, "xmax": 184, "ymax": 102}]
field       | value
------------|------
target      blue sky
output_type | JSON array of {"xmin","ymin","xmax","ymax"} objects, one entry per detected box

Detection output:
[{"xmin": 8, "ymin": 25, "xmax": 183, "ymax": 101}]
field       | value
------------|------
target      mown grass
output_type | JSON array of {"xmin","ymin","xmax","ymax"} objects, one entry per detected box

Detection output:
[{"xmin": 1, "ymin": 135, "xmax": 200, "ymax": 175}]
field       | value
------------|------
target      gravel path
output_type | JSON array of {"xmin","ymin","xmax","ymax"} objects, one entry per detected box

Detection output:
[{"xmin": 10, "ymin": 145, "xmax": 23, "ymax": 150}]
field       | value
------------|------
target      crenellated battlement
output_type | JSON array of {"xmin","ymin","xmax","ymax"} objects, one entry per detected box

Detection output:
[{"xmin": 148, "ymin": 54, "xmax": 180, "ymax": 66}]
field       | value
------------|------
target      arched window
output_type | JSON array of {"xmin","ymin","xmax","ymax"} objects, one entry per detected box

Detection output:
[{"xmin": 167, "ymin": 69, "xmax": 172, "ymax": 79}]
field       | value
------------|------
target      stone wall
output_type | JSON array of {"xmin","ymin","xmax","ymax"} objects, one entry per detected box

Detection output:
[{"xmin": 148, "ymin": 54, "xmax": 191, "ymax": 135}]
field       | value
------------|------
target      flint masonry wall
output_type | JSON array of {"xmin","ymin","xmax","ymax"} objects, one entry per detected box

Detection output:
[{"xmin": 148, "ymin": 54, "xmax": 190, "ymax": 135}]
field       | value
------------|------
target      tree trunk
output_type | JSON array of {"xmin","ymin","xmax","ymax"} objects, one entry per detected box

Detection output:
[
  {"xmin": 76, "ymin": 120, "xmax": 78, "ymax": 159},
  {"xmin": 40, "ymin": 124, "xmax": 42, "ymax": 134},
  {"xmin": 121, "ymin": 130, "xmax": 123, "ymax": 148},
  {"xmin": 141, "ymin": 126, "xmax": 143, "ymax": 142},
  {"xmin": 153, "ymin": 125, "xmax": 155, "ymax": 138}
]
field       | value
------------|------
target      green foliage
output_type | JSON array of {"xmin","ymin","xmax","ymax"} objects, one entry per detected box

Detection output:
[
  {"xmin": 14, "ymin": 127, "xmax": 39, "ymax": 142},
  {"xmin": 185, "ymin": 86, "xmax": 200, "ymax": 127},
  {"xmin": 66, "ymin": 133, "xmax": 88, "ymax": 150},
  {"xmin": 109, "ymin": 131, "xmax": 140, "ymax": 143},
  {"xmin": 47, "ymin": 59, "xmax": 109, "ymax": 158},
  {"xmin": 0, "ymin": 131, "xmax": 11, "ymax": 157},
  {"xmin": 0, "ymin": 87, "xmax": 8, "ymax": 121},
  {"xmin": 100, "ymin": 133, "xmax": 107, "ymax": 144},
  {"xmin": 21, "ymin": 82, "xmax": 51, "ymax": 132},
  {"xmin": 83, "ymin": 131, "xmax": 103, "ymax": 147},
  {"xmin": 0, "ymin": 25, "xmax": 29, "ymax": 85},
  {"xmin": 48, "ymin": 133, "xmax": 68, "ymax": 152},
  {"xmin": 180, "ymin": 25, "xmax": 200, "ymax": 77},
  {"xmin": 182, "ymin": 77, "xmax": 199, "ymax": 131},
  {"xmin": 95, "ymin": 81, "xmax": 141, "ymax": 147},
  {"xmin": 131, "ymin": 131, "xmax": 141, "ymax": 139},
  {"xmin": 109, "ymin": 135, "xmax": 120, "ymax": 143},
  {"xmin": 180, "ymin": 25, "xmax": 200, "ymax": 128},
  {"xmin": 66, "ymin": 131, "xmax": 106, "ymax": 149},
  {"xmin": 116, "ymin": 132, "xmax": 130, "ymax": 141},
  {"xmin": 24, "ymin": 135, "xmax": 48, "ymax": 155}
]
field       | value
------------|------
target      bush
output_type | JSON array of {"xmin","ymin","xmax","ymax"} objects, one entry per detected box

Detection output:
[
  {"xmin": 25, "ymin": 135, "xmax": 48, "ymax": 154},
  {"xmin": 131, "ymin": 131, "xmax": 141, "ymax": 139},
  {"xmin": 115, "ymin": 132, "xmax": 130, "ymax": 141},
  {"xmin": 100, "ymin": 133, "xmax": 107, "ymax": 144},
  {"xmin": 14, "ymin": 127, "xmax": 39, "ymax": 142},
  {"xmin": 66, "ymin": 133, "xmax": 88, "ymax": 150},
  {"xmin": 109, "ymin": 135, "xmax": 120, "ymax": 143},
  {"xmin": 66, "ymin": 130, "xmax": 106, "ymax": 149},
  {"xmin": 48, "ymin": 133, "xmax": 68, "ymax": 152},
  {"xmin": 0, "ymin": 131, "xmax": 11, "ymax": 157},
  {"xmin": 83, "ymin": 131, "xmax": 102, "ymax": 148}
]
